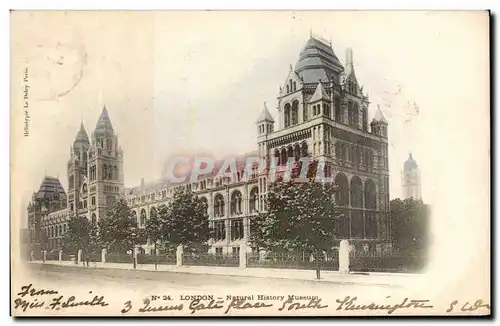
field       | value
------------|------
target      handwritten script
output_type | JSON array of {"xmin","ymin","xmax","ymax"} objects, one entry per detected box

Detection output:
[{"xmin": 13, "ymin": 283, "xmax": 109, "ymax": 313}]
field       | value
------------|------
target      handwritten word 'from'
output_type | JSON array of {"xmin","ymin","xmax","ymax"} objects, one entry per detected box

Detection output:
[{"xmin": 13, "ymin": 284, "xmax": 109, "ymax": 313}]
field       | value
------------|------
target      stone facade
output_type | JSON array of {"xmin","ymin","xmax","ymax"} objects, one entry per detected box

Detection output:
[{"xmin": 27, "ymin": 36, "xmax": 392, "ymax": 255}]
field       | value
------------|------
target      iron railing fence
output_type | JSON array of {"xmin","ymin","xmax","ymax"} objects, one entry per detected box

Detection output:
[
  {"xmin": 246, "ymin": 251, "xmax": 340, "ymax": 271},
  {"xmin": 61, "ymin": 253, "xmax": 73, "ymax": 261},
  {"xmin": 183, "ymin": 253, "xmax": 239, "ymax": 267},
  {"xmin": 45, "ymin": 252, "xmax": 59, "ymax": 261},
  {"xmin": 349, "ymin": 251, "xmax": 426, "ymax": 273},
  {"xmin": 136, "ymin": 253, "xmax": 176, "ymax": 265},
  {"xmin": 106, "ymin": 252, "xmax": 133, "ymax": 264}
]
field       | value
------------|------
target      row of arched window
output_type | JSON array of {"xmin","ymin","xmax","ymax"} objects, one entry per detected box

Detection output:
[
  {"xmin": 213, "ymin": 188, "xmax": 259, "ymax": 218},
  {"xmin": 273, "ymin": 142, "xmax": 308, "ymax": 166},
  {"xmin": 334, "ymin": 173, "xmax": 377, "ymax": 209},
  {"xmin": 285, "ymin": 79, "xmax": 297, "ymax": 94},
  {"xmin": 44, "ymin": 223, "xmax": 67, "ymax": 238},
  {"xmin": 335, "ymin": 142, "xmax": 374, "ymax": 167}
]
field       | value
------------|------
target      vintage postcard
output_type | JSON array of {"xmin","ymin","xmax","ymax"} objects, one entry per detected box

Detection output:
[{"xmin": 10, "ymin": 11, "xmax": 490, "ymax": 317}]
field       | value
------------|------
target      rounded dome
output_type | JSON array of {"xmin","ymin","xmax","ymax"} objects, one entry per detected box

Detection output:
[{"xmin": 404, "ymin": 153, "xmax": 418, "ymax": 172}]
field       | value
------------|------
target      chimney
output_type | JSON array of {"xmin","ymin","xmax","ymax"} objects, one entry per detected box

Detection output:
[{"xmin": 346, "ymin": 48, "xmax": 354, "ymax": 67}]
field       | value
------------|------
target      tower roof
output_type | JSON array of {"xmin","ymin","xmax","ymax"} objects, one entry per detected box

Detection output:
[
  {"xmin": 309, "ymin": 82, "xmax": 330, "ymax": 103},
  {"xmin": 256, "ymin": 102, "xmax": 275, "ymax": 123},
  {"xmin": 294, "ymin": 36, "xmax": 344, "ymax": 84},
  {"xmin": 404, "ymin": 153, "xmax": 418, "ymax": 172},
  {"xmin": 94, "ymin": 106, "xmax": 115, "ymax": 135},
  {"xmin": 74, "ymin": 122, "xmax": 89, "ymax": 147},
  {"xmin": 372, "ymin": 105, "xmax": 388, "ymax": 124},
  {"xmin": 35, "ymin": 176, "xmax": 66, "ymax": 200}
]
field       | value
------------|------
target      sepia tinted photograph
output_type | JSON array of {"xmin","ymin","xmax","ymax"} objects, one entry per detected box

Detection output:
[{"xmin": 10, "ymin": 10, "xmax": 490, "ymax": 317}]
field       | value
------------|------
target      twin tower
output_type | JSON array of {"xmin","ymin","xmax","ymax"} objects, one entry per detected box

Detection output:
[{"xmin": 67, "ymin": 106, "xmax": 124, "ymax": 224}]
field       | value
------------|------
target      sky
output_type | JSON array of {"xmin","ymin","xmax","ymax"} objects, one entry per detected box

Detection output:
[{"xmin": 11, "ymin": 11, "xmax": 489, "ymax": 229}]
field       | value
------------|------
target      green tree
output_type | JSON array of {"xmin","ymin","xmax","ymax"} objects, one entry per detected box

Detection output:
[
  {"xmin": 144, "ymin": 204, "xmax": 168, "ymax": 268},
  {"xmin": 163, "ymin": 189, "xmax": 212, "ymax": 253},
  {"xmin": 61, "ymin": 215, "xmax": 93, "ymax": 254},
  {"xmin": 99, "ymin": 199, "xmax": 144, "ymax": 253},
  {"xmin": 390, "ymin": 198, "xmax": 429, "ymax": 254},
  {"xmin": 250, "ymin": 160, "xmax": 341, "ymax": 255}
]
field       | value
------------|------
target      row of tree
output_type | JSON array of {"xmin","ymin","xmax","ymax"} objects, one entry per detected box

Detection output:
[
  {"xmin": 61, "ymin": 190, "xmax": 212, "ymax": 255},
  {"xmin": 61, "ymin": 158, "xmax": 428, "ymax": 259}
]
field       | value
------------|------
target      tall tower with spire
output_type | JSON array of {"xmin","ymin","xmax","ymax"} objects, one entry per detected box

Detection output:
[
  {"xmin": 256, "ymin": 102, "xmax": 275, "ymax": 160},
  {"xmin": 402, "ymin": 153, "xmax": 422, "ymax": 200},
  {"xmin": 87, "ymin": 106, "xmax": 124, "ymax": 223},
  {"xmin": 67, "ymin": 121, "xmax": 90, "ymax": 217}
]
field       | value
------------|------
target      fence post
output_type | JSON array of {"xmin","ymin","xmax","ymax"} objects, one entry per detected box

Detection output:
[
  {"xmin": 133, "ymin": 246, "xmax": 139, "ymax": 269},
  {"xmin": 43, "ymin": 250, "xmax": 47, "ymax": 263},
  {"xmin": 339, "ymin": 240, "xmax": 350, "ymax": 273},
  {"xmin": 176, "ymin": 245, "xmax": 183, "ymax": 267},
  {"xmin": 58, "ymin": 250, "xmax": 63, "ymax": 261},
  {"xmin": 77, "ymin": 249, "xmax": 82, "ymax": 265},
  {"xmin": 239, "ymin": 244, "xmax": 247, "ymax": 269},
  {"xmin": 101, "ymin": 248, "xmax": 107, "ymax": 263}
]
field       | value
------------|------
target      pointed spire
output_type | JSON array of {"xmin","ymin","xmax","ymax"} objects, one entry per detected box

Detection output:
[
  {"xmin": 345, "ymin": 48, "xmax": 357, "ymax": 80},
  {"xmin": 94, "ymin": 105, "xmax": 115, "ymax": 135},
  {"xmin": 289, "ymin": 64, "xmax": 293, "ymax": 72},
  {"xmin": 309, "ymin": 27, "xmax": 312, "ymax": 38},
  {"xmin": 74, "ymin": 120, "xmax": 89, "ymax": 146},
  {"xmin": 373, "ymin": 105, "xmax": 388, "ymax": 124},
  {"xmin": 309, "ymin": 82, "xmax": 330, "ymax": 103},
  {"xmin": 256, "ymin": 102, "xmax": 275, "ymax": 123}
]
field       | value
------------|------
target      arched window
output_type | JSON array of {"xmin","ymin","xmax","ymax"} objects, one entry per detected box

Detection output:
[
  {"xmin": 150, "ymin": 206, "xmax": 157, "ymax": 218},
  {"xmin": 335, "ymin": 173, "xmax": 349, "ymax": 206},
  {"xmin": 301, "ymin": 142, "xmax": 308, "ymax": 157},
  {"xmin": 231, "ymin": 191, "xmax": 243, "ymax": 216},
  {"xmin": 287, "ymin": 146, "xmax": 294, "ymax": 161},
  {"xmin": 303, "ymin": 106, "xmax": 308, "ymax": 122},
  {"xmin": 347, "ymin": 101, "xmax": 353, "ymax": 126},
  {"xmin": 335, "ymin": 173, "xmax": 349, "ymax": 239},
  {"xmin": 353, "ymin": 103, "xmax": 359, "ymax": 128},
  {"xmin": 293, "ymin": 81, "xmax": 296, "ymax": 91},
  {"xmin": 291, "ymin": 101, "xmax": 299, "ymax": 125},
  {"xmin": 286, "ymin": 85, "xmax": 289, "ymax": 93},
  {"xmin": 249, "ymin": 187, "xmax": 259, "ymax": 213},
  {"xmin": 132, "ymin": 210, "xmax": 138, "ymax": 224},
  {"xmin": 362, "ymin": 109, "xmax": 368, "ymax": 130},
  {"xmin": 284, "ymin": 103, "xmax": 291, "ymax": 128},
  {"xmin": 364, "ymin": 179, "xmax": 376, "ymax": 209},
  {"xmin": 140, "ymin": 209, "xmax": 147, "ymax": 227},
  {"xmin": 280, "ymin": 148, "xmax": 287, "ymax": 166},
  {"xmin": 91, "ymin": 213, "xmax": 97, "ymax": 225},
  {"xmin": 335, "ymin": 97, "xmax": 342, "ymax": 122},
  {"xmin": 274, "ymin": 149, "xmax": 280, "ymax": 165},
  {"xmin": 214, "ymin": 194, "xmax": 225, "ymax": 217},
  {"xmin": 294, "ymin": 144, "xmax": 301, "ymax": 161},
  {"xmin": 350, "ymin": 176, "xmax": 363, "ymax": 208}
]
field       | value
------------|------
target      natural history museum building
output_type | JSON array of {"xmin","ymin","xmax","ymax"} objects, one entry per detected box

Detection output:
[{"xmin": 27, "ymin": 36, "xmax": 391, "ymax": 255}]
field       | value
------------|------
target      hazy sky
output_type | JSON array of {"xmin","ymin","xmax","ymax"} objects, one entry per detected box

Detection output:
[{"xmin": 11, "ymin": 11, "xmax": 489, "ymax": 226}]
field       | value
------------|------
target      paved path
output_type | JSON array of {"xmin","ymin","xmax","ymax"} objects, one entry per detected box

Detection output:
[{"xmin": 31, "ymin": 260, "xmax": 419, "ymax": 288}]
